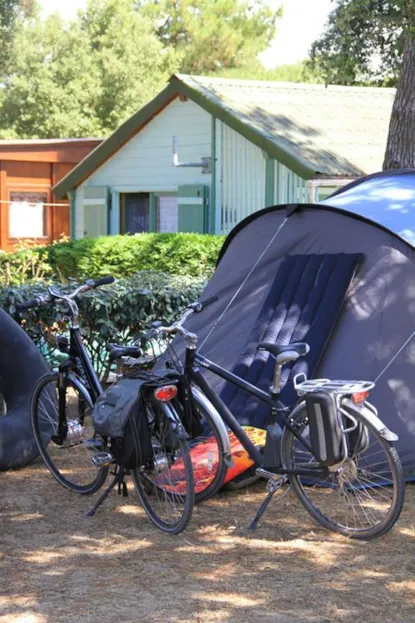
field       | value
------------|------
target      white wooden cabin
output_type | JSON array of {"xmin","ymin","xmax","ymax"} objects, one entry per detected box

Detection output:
[{"xmin": 54, "ymin": 75, "xmax": 395, "ymax": 237}]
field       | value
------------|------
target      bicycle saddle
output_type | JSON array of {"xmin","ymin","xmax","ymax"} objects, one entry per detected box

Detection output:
[{"xmin": 257, "ymin": 342, "xmax": 310, "ymax": 364}]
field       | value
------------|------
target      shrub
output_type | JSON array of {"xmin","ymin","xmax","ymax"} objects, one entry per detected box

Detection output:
[
  {"xmin": 1, "ymin": 271, "xmax": 206, "ymax": 380},
  {"xmin": 46, "ymin": 233, "xmax": 225, "ymax": 281},
  {"xmin": 0, "ymin": 242, "xmax": 52, "ymax": 286}
]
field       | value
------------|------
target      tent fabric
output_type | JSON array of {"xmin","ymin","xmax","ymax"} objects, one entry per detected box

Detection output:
[
  {"xmin": 320, "ymin": 169, "xmax": 415, "ymax": 246},
  {"xmin": 157, "ymin": 170, "xmax": 415, "ymax": 478},
  {"xmin": 220, "ymin": 252, "xmax": 362, "ymax": 428},
  {"xmin": 163, "ymin": 208, "xmax": 415, "ymax": 478}
]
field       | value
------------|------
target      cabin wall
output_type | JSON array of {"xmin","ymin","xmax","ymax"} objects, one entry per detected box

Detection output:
[
  {"xmin": 273, "ymin": 160, "xmax": 308, "ymax": 204},
  {"xmin": 77, "ymin": 98, "xmax": 212, "ymax": 236},
  {"xmin": 217, "ymin": 121, "xmax": 266, "ymax": 235},
  {"xmin": 73, "ymin": 99, "xmax": 352, "ymax": 238}
]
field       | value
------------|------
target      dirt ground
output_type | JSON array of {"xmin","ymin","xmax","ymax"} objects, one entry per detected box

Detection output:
[{"xmin": 1, "ymin": 463, "xmax": 414, "ymax": 623}]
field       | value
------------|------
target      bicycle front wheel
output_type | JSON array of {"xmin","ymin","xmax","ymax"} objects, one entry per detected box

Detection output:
[
  {"xmin": 282, "ymin": 403, "xmax": 405, "ymax": 540},
  {"xmin": 131, "ymin": 400, "xmax": 194, "ymax": 534},
  {"xmin": 31, "ymin": 373, "xmax": 108, "ymax": 495}
]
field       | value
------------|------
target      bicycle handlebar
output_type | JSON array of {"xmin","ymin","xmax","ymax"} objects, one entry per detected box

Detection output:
[
  {"xmin": 16, "ymin": 276, "xmax": 115, "ymax": 312},
  {"xmin": 15, "ymin": 297, "xmax": 45, "ymax": 311},
  {"xmin": 85, "ymin": 276, "xmax": 115, "ymax": 288},
  {"xmin": 145, "ymin": 294, "xmax": 218, "ymax": 343}
]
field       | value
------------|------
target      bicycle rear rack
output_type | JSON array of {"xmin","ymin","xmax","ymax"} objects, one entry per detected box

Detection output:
[{"xmin": 294, "ymin": 374, "xmax": 375, "ymax": 396}]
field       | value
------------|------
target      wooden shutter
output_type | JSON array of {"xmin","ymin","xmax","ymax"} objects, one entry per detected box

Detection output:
[
  {"xmin": 177, "ymin": 185, "xmax": 209, "ymax": 233},
  {"xmin": 83, "ymin": 187, "xmax": 108, "ymax": 238}
]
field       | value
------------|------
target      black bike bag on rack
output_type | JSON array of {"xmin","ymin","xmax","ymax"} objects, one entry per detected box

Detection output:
[
  {"xmin": 305, "ymin": 391, "xmax": 344, "ymax": 466},
  {"xmin": 93, "ymin": 374, "xmax": 168, "ymax": 469}
]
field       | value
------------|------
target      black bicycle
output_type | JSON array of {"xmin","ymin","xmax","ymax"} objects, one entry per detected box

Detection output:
[
  {"xmin": 17, "ymin": 278, "xmax": 195, "ymax": 533},
  {"xmin": 145, "ymin": 298, "xmax": 405, "ymax": 540}
]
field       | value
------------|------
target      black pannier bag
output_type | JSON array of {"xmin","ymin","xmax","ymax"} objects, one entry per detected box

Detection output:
[
  {"xmin": 93, "ymin": 371, "xmax": 203, "ymax": 469},
  {"xmin": 93, "ymin": 375, "xmax": 156, "ymax": 469},
  {"xmin": 305, "ymin": 391, "xmax": 345, "ymax": 466}
]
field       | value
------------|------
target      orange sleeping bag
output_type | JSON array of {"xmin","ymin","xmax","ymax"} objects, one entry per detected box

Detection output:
[{"xmin": 155, "ymin": 427, "xmax": 266, "ymax": 494}]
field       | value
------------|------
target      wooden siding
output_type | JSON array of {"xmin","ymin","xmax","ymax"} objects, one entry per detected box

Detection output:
[
  {"xmin": 0, "ymin": 139, "xmax": 101, "ymax": 164},
  {"xmin": 0, "ymin": 140, "xmax": 99, "ymax": 249},
  {"xmin": 273, "ymin": 160, "xmax": 307, "ymax": 204},
  {"xmin": 78, "ymin": 98, "xmax": 212, "ymax": 235},
  {"xmin": 219, "ymin": 121, "xmax": 266, "ymax": 235},
  {"xmin": 83, "ymin": 99, "xmax": 212, "ymax": 191}
]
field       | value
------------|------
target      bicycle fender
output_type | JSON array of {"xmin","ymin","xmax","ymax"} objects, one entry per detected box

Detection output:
[
  {"xmin": 342, "ymin": 398, "xmax": 398, "ymax": 442},
  {"xmin": 161, "ymin": 403, "xmax": 190, "ymax": 441},
  {"xmin": 190, "ymin": 385, "xmax": 233, "ymax": 468}
]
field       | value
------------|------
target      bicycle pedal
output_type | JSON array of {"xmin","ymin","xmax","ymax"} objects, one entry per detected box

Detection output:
[
  {"xmin": 86, "ymin": 438, "xmax": 103, "ymax": 451},
  {"xmin": 91, "ymin": 452, "xmax": 113, "ymax": 467}
]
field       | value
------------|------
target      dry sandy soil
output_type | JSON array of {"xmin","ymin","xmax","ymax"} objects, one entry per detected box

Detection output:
[{"xmin": 1, "ymin": 462, "xmax": 414, "ymax": 623}]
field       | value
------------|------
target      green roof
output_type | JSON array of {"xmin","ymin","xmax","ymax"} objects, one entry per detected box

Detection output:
[{"xmin": 54, "ymin": 74, "xmax": 396, "ymax": 198}]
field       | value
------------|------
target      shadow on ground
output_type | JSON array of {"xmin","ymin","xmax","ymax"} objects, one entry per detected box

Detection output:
[{"xmin": 1, "ymin": 461, "xmax": 414, "ymax": 623}]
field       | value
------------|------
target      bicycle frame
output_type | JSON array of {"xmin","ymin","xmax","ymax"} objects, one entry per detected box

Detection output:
[
  {"xmin": 182, "ymin": 346, "xmax": 326, "ymax": 478},
  {"xmin": 62, "ymin": 326, "xmax": 103, "ymax": 403}
]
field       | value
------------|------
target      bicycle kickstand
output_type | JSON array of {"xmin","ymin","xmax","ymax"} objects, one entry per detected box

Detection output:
[
  {"xmin": 86, "ymin": 466, "xmax": 127, "ymax": 517},
  {"xmin": 249, "ymin": 475, "xmax": 287, "ymax": 531}
]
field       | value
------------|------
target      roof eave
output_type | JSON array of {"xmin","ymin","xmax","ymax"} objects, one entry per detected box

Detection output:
[{"xmin": 171, "ymin": 75, "xmax": 318, "ymax": 180}]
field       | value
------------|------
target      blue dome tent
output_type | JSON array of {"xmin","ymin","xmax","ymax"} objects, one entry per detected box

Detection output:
[
  {"xmin": 165, "ymin": 169, "xmax": 415, "ymax": 480},
  {"xmin": 321, "ymin": 169, "xmax": 415, "ymax": 245}
]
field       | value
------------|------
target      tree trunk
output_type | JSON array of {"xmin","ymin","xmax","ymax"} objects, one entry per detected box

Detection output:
[{"xmin": 383, "ymin": 33, "xmax": 415, "ymax": 170}]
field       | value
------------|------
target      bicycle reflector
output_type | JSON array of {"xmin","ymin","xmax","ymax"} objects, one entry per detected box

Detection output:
[
  {"xmin": 154, "ymin": 385, "xmax": 178, "ymax": 402},
  {"xmin": 352, "ymin": 391, "xmax": 370, "ymax": 404}
]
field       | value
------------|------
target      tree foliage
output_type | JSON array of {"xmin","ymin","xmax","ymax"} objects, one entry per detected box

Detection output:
[
  {"xmin": 0, "ymin": 0, "xmax": 178, "ymax": 138},
  {"xmin": 209, "ymin": 60, "xmax": 324, "ymax": 83},
  {"xmin": 136, "ymin": 0, "xmax": 280, "ymax": 74},
  {"xmin": 309, "ymin": 0, "xmax": 413, "ymax": 86},
  {"xmin": 0, "ymin": 0, "xmax": 35, "ymax": 74},
  {"xmin": 0, "ymin": 0, "xmax": 282, "ymax": 138}
]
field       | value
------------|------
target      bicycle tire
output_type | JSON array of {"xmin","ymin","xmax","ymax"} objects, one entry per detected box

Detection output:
[
  {"xmin": 281, "ymin": 403, "xmax": 405, "ymax": 540},
  {"xmin": 31, "ymin": 372, "xmax": 108, "ymax": 495},
  {"xmin": 187, "ymin": 390, "xmax": 228, "ymax": 504},
  {"xmin": 131, "ymin": 400, "xmax": 194, "ymax": 534}
]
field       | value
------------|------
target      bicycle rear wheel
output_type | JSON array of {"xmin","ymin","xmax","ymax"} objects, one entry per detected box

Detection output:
[
  {"xmin": 282, "ymin": 403, "xmax": 405, "ymax": 540},
  {"xmin": 131, "ymin": 400, "xmax": 194, "ymax": 534},
  {"xmin": 31, "ymin": 373, "xmax": 108, "ymax": 494}
]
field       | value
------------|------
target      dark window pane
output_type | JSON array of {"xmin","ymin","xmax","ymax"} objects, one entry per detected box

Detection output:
[{"xmin": 124, "ymin": 194, "xmax": 149, "ymax": 234}]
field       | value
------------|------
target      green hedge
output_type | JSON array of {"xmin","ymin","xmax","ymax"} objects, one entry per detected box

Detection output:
[
  {"xmin": 47, "ymin": 233, "xmax": 225, "ymax": 280},
  {"xmin": 1, "ymin": 271, "xmax": 206, "ymax": 380},
  {"xmin": 0, "ymin": 233, "xmax": 225, "ymax": 286}
]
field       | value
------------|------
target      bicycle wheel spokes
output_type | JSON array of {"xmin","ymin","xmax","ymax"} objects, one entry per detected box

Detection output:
[
  {"xmin": 32, "ymin": 374, "xmax": 108, "ymax": 494},
  {"xmin": 283, "ymin": 408, "xmax": 405, "ymax": 539},
  {"xmin": 132, "ymin": 402, "xmax": 194, "ymax": 533}
]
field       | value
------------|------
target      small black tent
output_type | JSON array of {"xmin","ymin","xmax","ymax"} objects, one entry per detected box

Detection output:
[{"xmin": 176, "ymin": 170, "xmax": 415, "ymax": 479}]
